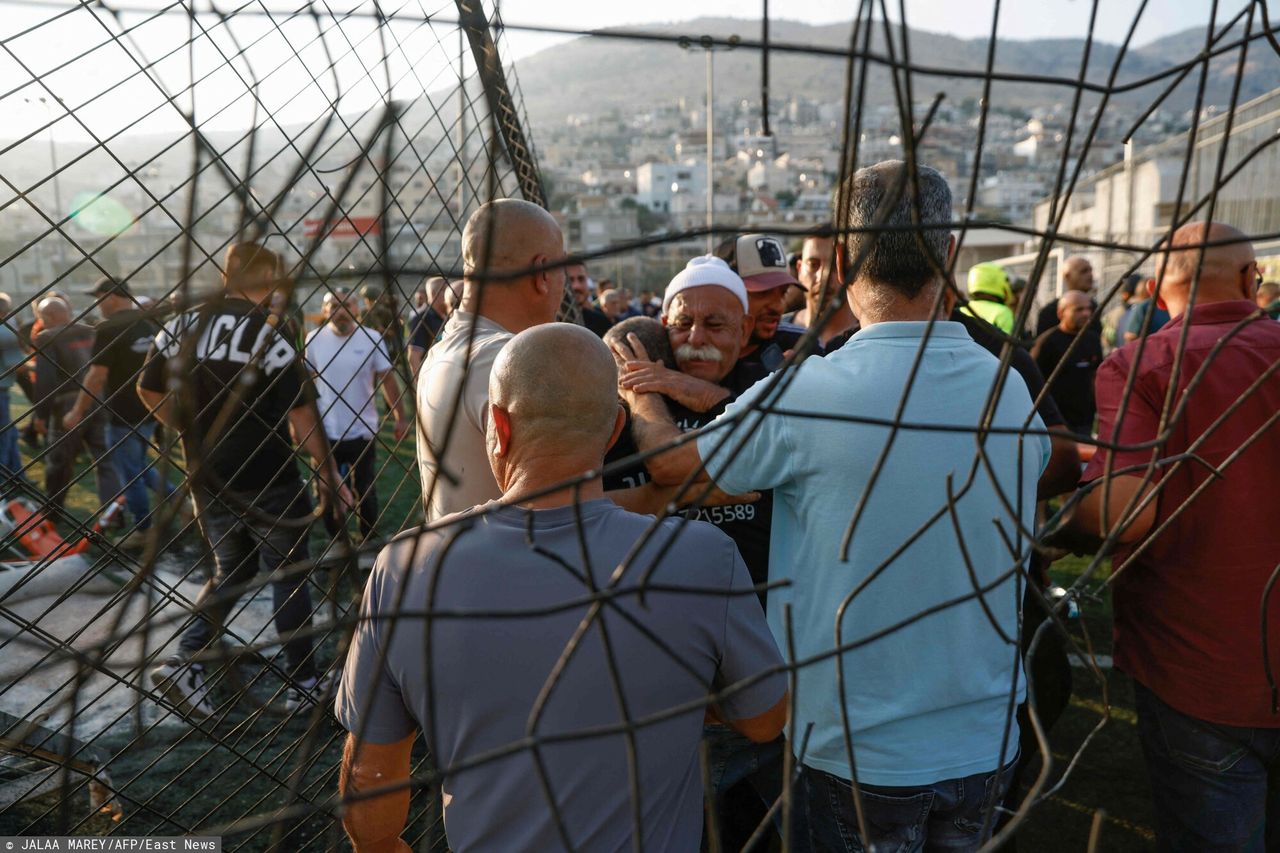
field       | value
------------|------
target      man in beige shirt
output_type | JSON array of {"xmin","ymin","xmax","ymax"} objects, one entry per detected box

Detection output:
[{"xmin": 416, "ymin": 200, "xmax": 567, "ymax": 521}]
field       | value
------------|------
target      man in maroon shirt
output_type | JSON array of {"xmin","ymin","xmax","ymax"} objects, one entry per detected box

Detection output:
[{"xmin": 1059, "ymin": 221, "xmax": 1280, "ymax": 850}]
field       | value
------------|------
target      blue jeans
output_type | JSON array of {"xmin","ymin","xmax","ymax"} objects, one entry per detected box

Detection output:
[
  {"xmin": 803, "ymin": 760, "xmax": 1016, "ymax": 852},
  {"xmin": 105, "ymin": 421, "xmax": 171, "ymax": 529},
  {"xmin": 704, "ymin": 726, "xmax": 809, "ymax": 850},
  {"xmin": 0, "ymin": 390, "xmax": 20, "ymax": 480},
  {"xmin": 1133, "ymin": 680, "xmax": 1280, "ymax": 852}
]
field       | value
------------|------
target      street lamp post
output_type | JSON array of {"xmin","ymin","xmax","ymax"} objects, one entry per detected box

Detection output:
[
  {"xmin": 681, "ymin": 35, "xmax": 737, "ymax": 254},
  {"xmin": 703, "ymin": 47, "xmax": 713, "ymax": 254}
]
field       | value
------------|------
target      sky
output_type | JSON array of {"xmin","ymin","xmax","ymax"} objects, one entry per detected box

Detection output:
[{"xmin": 0, "ymin": 0, "xmax": 1249, "ymax": 145}]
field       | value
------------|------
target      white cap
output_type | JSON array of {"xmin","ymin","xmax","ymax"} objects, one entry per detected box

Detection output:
[{"xmin": 661, "ymin": 255, "xmax": 749, "ymax": 316}]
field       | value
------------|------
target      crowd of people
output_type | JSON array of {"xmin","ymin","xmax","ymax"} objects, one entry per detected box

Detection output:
[
  {"xmin": 331, "ymin": 164, "xmax": 1280, "ymax": 852},
  {"xmin": 6, "ymin": 154, "xmax": 1278, "ymax": 851}
]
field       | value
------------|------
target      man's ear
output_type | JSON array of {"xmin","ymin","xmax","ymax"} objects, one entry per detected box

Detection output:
[
  {"xmin": 529, "ymin": 254, "xmax": 550, "ymax": 295},
  {"xmin": 740, "ymin": 312, "xmax": 755, "ymax": 347},
  {"xmin": 939, "ymin": 276, "xmax": 957, "ymax": 318},
  {"xmin": 604, "ymin": 404, "xmax": 627, "ymax": 454},
  {"xmin": 491, "ymin": 404, "xmax": 513, "ymax": 457},
  {"xmin": 1146, "ymin": 278, "xmax": 1168, "ymax": 310},
  {"xmin": 1241, "ymin": 261, "xmax": 1259, "ymax": 300}
]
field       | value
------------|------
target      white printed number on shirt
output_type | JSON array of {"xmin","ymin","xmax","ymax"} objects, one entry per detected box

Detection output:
[{"xmin": 692, "ymin": 504, "xmax": 756, "ymax": 525}]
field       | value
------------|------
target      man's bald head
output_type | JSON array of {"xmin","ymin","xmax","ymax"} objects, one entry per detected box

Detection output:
[
  {"xmin": 1152, "ymin": 222, "xmax": 1256, "ymax": 315},
  {"xmin": 462, "ymin": 199, "xmax": 563, "ymax": 283},
  {"xmin": 460, "ymin": 200, "xmax": 566, "ymax": 330},
  {"xmin": 488, "ymin": 323, "xmax": 620, "ymax": 471},
  {"xmin": 1062, "ymin": 256, "xmax": 1094, "ymax": 293},
  {"xmin": 37, "ymin": 297, "xmax": 70, "ymax": 328},
  {"xmin": 1057, "ymin": 289, "xmax": 1094, "ymax": 333},
  {"xmin": 424, "ymin": 275, "xmax": 448, "ymax": 303}
]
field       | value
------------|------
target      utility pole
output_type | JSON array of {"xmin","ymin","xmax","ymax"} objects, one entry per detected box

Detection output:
[
  {"xmin": 681, "ymin": 35, "xmax": 736, "ymax": 254},
  {"xmin": 704, "ymin": 49, "xmax": 714, "ymax": 254}
]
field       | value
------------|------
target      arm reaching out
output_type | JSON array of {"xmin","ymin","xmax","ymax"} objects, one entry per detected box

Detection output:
[{"xmin": 608, "ymin": 332, "xmax": 708, "ymax": 486}]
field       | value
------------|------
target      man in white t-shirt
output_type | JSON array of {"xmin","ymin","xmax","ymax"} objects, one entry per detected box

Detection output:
[{"xmin": 306, "ymin": 288, "xmax": 409, "ymax": 541}]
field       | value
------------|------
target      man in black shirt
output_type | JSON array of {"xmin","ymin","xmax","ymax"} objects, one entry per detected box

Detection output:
[
  {"xmin": 567, "ymin": 263, "xmax": 613, "ymax": 338},
  {"xmin": 1032, "ymin": 290, "xmax": 1103, "ymax": 437},
  {"xmin": 34, "ymin": 296, "xmax": 123, "ymax": 513},
  {"xmin": 406, "ymin": 276, "xmax": 451, "ymax": 378},
  {"xmin": 64, "ymin": 277, "xmax": 167, "ymax": 541},
  {"xmin": 1035, "ymin": 255, "xmax": 1097, "ymax": 337},
  {"xmin": 786, "ymin": 231, "xmax": 859, "ymax": 355},
  {"xmin": 138, "ymin": 241, "xmax": 352, "ymax": 721},
  {"xmin": 606, "ymin": 257, "xmax": 803, "ymax": 849},
  {"xmin": 607, "ymin": 259, "xmax": 771, "ymax": 585},
  {"xmin": 715, "ymin": 234, "xmax": 804, "ymax": 372}
]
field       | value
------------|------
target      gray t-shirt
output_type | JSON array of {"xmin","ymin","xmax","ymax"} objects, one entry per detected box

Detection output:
[{"xmin": 335, "ymin": 498, "xmax": 786, "ymax": 852}]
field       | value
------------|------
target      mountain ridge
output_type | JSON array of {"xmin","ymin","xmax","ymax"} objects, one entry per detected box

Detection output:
[{"xmin": 510, "ymin": 17, "xmax": 1278, "ymax": 130}]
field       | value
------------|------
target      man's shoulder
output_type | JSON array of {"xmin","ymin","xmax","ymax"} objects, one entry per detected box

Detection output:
[
  {"xmin": 355, "ymin": 323, "xmax": 386, "ymax": 343},
  {"xmin": 1032, "ymin": 327, "xmax": 1060, "ymax": 349},
  {"xmin": 434, "ymin": 316, "xmax": 512, "ymax": 361}
]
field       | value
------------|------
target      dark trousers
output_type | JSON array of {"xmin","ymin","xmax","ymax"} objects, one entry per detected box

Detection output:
[
  {"xmin": 45, "ymin": 410, "xmax": 123, "ymax": 512},
  {"xmin": 1134, "ymin": 681, "xmax": 1280, "ymax": 853},
  {"xmin": 322, "ymin": 437, "xmax": 378, "ymax": 541},
  {"xmin": 703, "ymin": 726, "xmax": 809, "ymax": 851},
  {"xmin": 179, "ymin": 484, "xmax": 316, "ymax": 682},
  {"xmin": 804, "ymin": 760, "xmax": 1017, "ymax": 852},
  {"xmin": 998, "ymin": 574, "xmax": 1074, "ymax": 847}
]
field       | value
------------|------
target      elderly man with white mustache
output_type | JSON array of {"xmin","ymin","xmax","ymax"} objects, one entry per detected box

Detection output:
[{"xmin": 605, "ymin": 255, "xmax": 807, "ymax": 849}]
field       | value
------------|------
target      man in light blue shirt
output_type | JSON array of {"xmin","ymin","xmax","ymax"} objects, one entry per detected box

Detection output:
[{"xmin": 616, "ymin": 160, "xmax": 1049, "ymax": 851}]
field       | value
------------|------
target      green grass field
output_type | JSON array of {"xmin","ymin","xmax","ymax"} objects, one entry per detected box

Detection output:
[{"xmin": 1, "ymin": 390, "xmax": 1155, "ymax": 850}]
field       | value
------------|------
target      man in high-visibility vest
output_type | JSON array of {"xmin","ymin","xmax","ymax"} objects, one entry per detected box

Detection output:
[{"xmin": 960, "ymin": 262, "xmax": 1015, "ymax": 334}]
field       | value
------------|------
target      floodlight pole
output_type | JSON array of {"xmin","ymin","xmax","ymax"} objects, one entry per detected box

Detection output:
[
  {"xmin": 682, "ymin": 35, "xmax": 737, "ymax": 254},
  {"xmin": 705, "ymin": 48, "xmax": 714, "ymax": 254}
]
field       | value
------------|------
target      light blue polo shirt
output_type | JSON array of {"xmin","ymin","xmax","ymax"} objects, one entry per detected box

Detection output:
[{"xmin": 698, "ymin": 320, "xmax": 1049, "ymax": 787}]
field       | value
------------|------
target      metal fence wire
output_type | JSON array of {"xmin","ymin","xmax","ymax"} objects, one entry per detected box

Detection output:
[{"xmin": 0, "ymin": 0, "xmax": 1277, "ymax": 850}]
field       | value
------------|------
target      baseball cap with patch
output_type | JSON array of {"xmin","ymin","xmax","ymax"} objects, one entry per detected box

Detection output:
[{"xmin": 717, "ymin": 234, "xmax": 800, "ymax": 292}]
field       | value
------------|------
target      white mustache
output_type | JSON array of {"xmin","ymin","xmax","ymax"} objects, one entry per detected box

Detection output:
[{"xmin": 675, "ymin": 344, "xmax": 723, "ymax": 363}]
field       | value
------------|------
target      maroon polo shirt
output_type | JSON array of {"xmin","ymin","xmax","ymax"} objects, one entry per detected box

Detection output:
[{"xmin": 1082, "ymin": 299, "xmax": 1280, "ymax": 726}]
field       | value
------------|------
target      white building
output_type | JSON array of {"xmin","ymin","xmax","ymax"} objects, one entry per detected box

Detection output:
[{"xmin": 635, "ymin": 162, "xmax": 707, "ymax": 214}]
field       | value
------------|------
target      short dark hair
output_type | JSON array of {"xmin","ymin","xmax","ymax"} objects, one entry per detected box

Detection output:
[
  {"xmin": 840, "ymin": 160, "xmax": 953, "ymax": 300},
  {"xmin": 713, "ymin": 236, "xmax": 739, "ymax": 271},
  {"xmin": 224, "ymin": 242, "xmax": 280, "ymax": 285},
  {"xmin": 603, "ymin": 316, "xmax": 677, "ymax": 370}
]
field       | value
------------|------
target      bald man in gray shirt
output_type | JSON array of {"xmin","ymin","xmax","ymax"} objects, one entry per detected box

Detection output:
[{"xmin": 337, "ymin": 323, "xmax": 788, "ymax": 852}]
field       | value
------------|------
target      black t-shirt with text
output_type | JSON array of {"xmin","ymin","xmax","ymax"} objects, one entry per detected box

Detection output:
[
  {"xmin": 139, "ymin": 297, "xmax": 316, "ymax": 493},
  {"xmin": 604, "ymin": 361, "xmax": 774, "ymax": 600},
  {"xmin": 91, "ymin": 309, "xmax": 160, "ymax": 426},
  {"xmin": 1032, "ymin": 326, "xmax": 1103, "ymax": 432}
]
